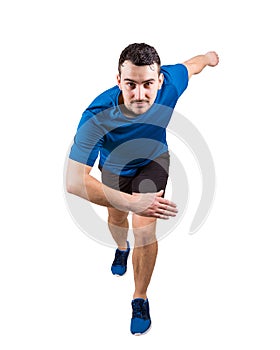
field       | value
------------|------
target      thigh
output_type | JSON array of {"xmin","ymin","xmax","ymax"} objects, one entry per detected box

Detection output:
[
  {"xmin": 132, "ymin": 152, "xmax": 170, "ymax": 195},
  {"xmin": 132, "ymin": 214, "xmax": 157, "ymax": 229},
  {"xmin": 101, "ymin": 167, "xmax": 133, "ymax": 194}
]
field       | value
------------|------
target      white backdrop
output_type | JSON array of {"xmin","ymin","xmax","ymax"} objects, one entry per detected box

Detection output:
[{"xmin": 1, "ymin": 0, "xmax": 279, "ymax": 349}]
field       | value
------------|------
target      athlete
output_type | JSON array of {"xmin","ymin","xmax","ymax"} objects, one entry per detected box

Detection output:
[{"xmin": 66, "ymin": 43, "xmax": 219, "ymax": 335}]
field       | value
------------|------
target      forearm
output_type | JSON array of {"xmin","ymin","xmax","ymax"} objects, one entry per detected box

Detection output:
[
  {"xmin": 84, "ymin": 174, "xmax": 132, "ymax": 211},
  {"xmin": 185, "ymin": 55, "xmax": 209, "ymax": 75},
  {"xmin": 183, "ymin": 51, "xmax": 219, "ymax": 78},
  {"xmin": 66, "ymin": 159, "xmax": 178, "ymax": 218},
  {"xmin": 67, "ymin": 169, "xmax": 132, "ymax": 212}
]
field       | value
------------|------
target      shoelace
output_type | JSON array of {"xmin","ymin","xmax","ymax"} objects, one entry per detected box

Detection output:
[
  {"xmin": 132, "ymin": 300, "xmax": 147, "ymax": 318},
  {"xmin": 113, "ymin": 249, "xmax": 128, "ymax": 266}
]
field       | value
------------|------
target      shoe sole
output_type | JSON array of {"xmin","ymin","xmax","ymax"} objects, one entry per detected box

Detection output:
[
  {"xmin": 132, "ymin": 324, "xmax": 152, "ymax": 336},
  {"xmin": 112, "ymin": 270, "xmax": 127, "ymax": 277}
]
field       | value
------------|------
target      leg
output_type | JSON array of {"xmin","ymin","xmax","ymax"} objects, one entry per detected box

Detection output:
[
  {"xmin": 107, "ymin": 207, "xmax": 129, "ymax": 251},
  {"xmin": 132, "ymin": 214, "xmax": 158, "ymax": 300},
  {"xmin": 129, "ymin": 155, "xmax": 169, "ymax": 335}
]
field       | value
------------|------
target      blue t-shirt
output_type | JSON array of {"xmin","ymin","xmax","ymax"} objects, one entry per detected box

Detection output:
[{"xmin": 69, "ymin": 64, "xmax": 188, "ymax": 175}]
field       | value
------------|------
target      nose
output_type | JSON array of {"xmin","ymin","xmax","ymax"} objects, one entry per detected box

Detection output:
[{"xmin": 135, "ymin": 85, "xmax": 145, "ymax": 100}]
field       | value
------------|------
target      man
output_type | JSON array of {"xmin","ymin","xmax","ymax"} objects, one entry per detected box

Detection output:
[{"xmin": 66, "ymin": 43, "xmax": 219, "ymax": 335}]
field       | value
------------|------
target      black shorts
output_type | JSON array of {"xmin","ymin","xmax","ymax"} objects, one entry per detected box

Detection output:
[{"xmin": 100, "ymin": 152, "xmax": 170, "ymax": 195}]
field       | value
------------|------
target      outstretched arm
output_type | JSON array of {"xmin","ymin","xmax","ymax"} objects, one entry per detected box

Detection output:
[
  {"xmin": 183, "ymin": 51, "xmax": 219, "ymax": 79},
  {"xmin": 66, "ymin": 159, "xmax": 178, "ymax": 219}
]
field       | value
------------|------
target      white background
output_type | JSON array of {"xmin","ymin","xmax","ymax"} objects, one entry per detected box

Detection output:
[{"xmin": 1, "ymin": 0, "xmax": 280, "ymax": 348}]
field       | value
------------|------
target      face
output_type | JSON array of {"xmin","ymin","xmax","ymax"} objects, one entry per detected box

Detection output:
[{"xmin": 117, "ymin": 60, "xmax": 164, "ymax": 116}]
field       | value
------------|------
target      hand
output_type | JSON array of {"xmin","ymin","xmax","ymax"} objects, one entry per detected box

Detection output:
[
  {"xmin": 205, "ymin": 51, "xmax": 219, "ymax": 67},
  {"xmin": 130, "ymin": 190, "xmax": 178, "ymax": 219}
]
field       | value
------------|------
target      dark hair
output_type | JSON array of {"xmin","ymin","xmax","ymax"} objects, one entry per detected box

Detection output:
[{"xmin": 118, "ymin": 43, "xmax": 161, "ymax": 75}]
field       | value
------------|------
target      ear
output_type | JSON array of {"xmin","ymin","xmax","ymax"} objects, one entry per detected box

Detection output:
[
  {"xmin": 158, "ymin": 72, "xmax": 164, "ymax": 90},
  {"xmin": 116, "ymin": 74, "xmax": 121, "ymax": 89}
]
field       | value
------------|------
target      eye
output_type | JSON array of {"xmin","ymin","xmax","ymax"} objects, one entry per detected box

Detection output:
[
  {"xmin": 125, "ymin": 82, "xmax": 135, "ymax": 88},
  {"xmin": 144, "ymin": 81, "xmax": 153, "ymax": 88}
]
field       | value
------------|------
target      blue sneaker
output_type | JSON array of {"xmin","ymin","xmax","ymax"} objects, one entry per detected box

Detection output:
[
  {"xmin": 111, "ymin": 241, "xmax": 130, "ymax": 276},
  {"xmin": 130, "ymin": 298, "xmax": 151, "ymax": 335}
]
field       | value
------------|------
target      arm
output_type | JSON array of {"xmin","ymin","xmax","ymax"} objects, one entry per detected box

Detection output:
[
  {"xmin": 66, "ymin": 159, "xmax": 178, "ymax": 219},
  {"xmin": 183, "ymin": 51, "xmax": 219, "ymax": 79}
]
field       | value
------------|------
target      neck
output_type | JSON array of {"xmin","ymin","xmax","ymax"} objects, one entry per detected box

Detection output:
[{"xmin": 118, "ymin": 92, "xmax": 124, "ymax": 105}]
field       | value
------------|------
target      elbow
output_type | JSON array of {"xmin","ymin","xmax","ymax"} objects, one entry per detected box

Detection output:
[
  {"xmin": 65, "ymin": 172, "xmax": 81, "ymax": 196},
  {"xmin": 65, "ymin": 159, "xmax": 90, "ymax": 200},
  {"xmin": 66, "ymin": 181, "xmax": 76, "ymax": 195},
  {"xmin": 66, "ymin": 172, "xmax": 89, "ymax": 201},
  {"xmin": 66, "ymin": 178, "xmax": 78, "ymax": 195}
]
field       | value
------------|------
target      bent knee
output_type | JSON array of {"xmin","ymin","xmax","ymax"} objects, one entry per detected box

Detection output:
[{"xmin": 108, "ymin": 210, "xmax": 129, "ymax": 226}]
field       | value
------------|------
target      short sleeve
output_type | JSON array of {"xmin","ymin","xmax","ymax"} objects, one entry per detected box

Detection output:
[
  {"xmin": 69, "ymin": 113, "xmax": 104, "ymax": 166},
  {"xmin": 68, "ymin": 86, "xmax": 119, "ymax": 166},
  {"xmin": 160, "ymin": 64, "xmax": 189, "ymax": 98}
]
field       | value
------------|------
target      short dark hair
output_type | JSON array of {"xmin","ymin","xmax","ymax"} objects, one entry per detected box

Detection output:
[{"xmin": 118, "ymin": 43, "xmax": 161, "ymax": 75}]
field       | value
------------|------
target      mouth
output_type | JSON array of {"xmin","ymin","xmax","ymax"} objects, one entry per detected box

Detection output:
[{"xmin": 132, "ymin": 100, "xmax": 149, "ymax": 107}]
